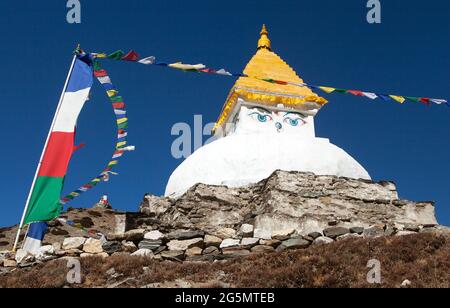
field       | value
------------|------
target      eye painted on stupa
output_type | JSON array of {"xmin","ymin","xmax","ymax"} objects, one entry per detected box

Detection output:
[
  {"xmin": 248, "ymin": 108, "xmax": 273, "ymax": 123},
  {"xmin": 283, "ymin": 112, "xmax": 306, "ymax": 127}
]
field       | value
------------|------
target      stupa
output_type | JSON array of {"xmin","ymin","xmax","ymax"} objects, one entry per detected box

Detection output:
[{"xmin": 165, "ymin": 25, "xmax": 370, "ymax": 197}]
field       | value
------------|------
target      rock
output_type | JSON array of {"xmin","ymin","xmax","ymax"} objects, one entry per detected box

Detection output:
[
  {"xmin": 80, "ymin": 253, "xmax": 94, "ymax": 258},
  {"xmin": 203, "ymin": 246, "xmax": 220, "ymax": 255},
  {"xmin": 204, "ymin": 235, "xmax": 222, "ymax": 247},
  {"xmin": 259, "ymin": 239, "xmax": 281, "ymax": 247},
  {"xmin": 336, "ymin": 233, "xmax": 362, "ymax": 241},
  {"xmin": 220, "ymin": 238, "xmax": 240, "ymax": 249},
  {"xmin": 124, "ymin": 229, "xmax": 145, "ymax": 242},
  {"xmin": 396, "ymin": 231, "xmax": 417, "ymax": 236},
  {"xmin": 350, "ymin": 227, "xmax": 364, "ymax": 234},
  {"xmin": 138, "ymin": 240, "xmax": 162, "ymax": 251},
  {"xmin": 404, "ymin": 224, "xmax": 421, "ymax": 232},
  {"xmin": 323, "ymin": 227, "xmax": 350, "ymax": 239},
  {"xmin": 52, "ymin": 242, "xmax": 62, "ymax": 251},
  {"xmin": 221, "ymin": 248, "xmax": 251, "ymax": 256},
  {"xmin": 185, "ymin": 247, "xmax": 203, "ymax": 256},
  {"xmin": 62, "ymin": 237, "xmax": 86, "ymax": 250},
  {"xmin": 313, "ymin": 236, "xmax": 334, "ymax": 246},
  {"xmin": 307, "ymin": 232, "xmax": 322, "ymax": 239},
  {"xmin": 272, "ymin": 229, "xmax": 295, "ymax": 241},
  {"xmin": 281, "ymin": 237, "xmax": 310, "ymax": 249},
  {"xmin": 251, "ymin": 245, "xmax": 275, "ymax": 253},
  {"xmin": 213, "ymin": 228, "xmax": 236, "ymax": 239},
  {"xmin": 36, "ymin": 245, "xmax": 55, "ymax": 261},
  {"xmin": 363, "ymin": 226, "xmax": 385, "ymax": 238},
  {"xmin": 240, "ymin": 237, "xmax": 259, "ymax": 248},
  {"xmin": 254, "ymin": 228, "xmax": 272, "ymax": 240},
  {"xmin": 167, "ymin": 230, "xmax": 204, "ymax": 240},
  {"xmin": 185, "ymin": 255, "xmax": 215, "ymax": 262},
  {"xmin": 167, "ymin": 238, "xmax": 204, "ymax": 251},
  {"xmin": 131, "ymin": 249, "xmax": 154, "ymax": 257},
  {"xmin": 65, "ymin": 249, "xmax": 83, "ymax": 257},
  {"xmin": 144, "ymin": 230, "xmax": 166, "ymax": 241},
  {"xmin": 401, "ymin": 279, "xmax": 412, "ymax": 287},
  {"xmin": 161, "ymin": 250, "xmax": 185, "ymax": 261},
  {"xmin": 3, "ymin": 259, "xmax": 17, "ymax": 267},
  {"xmin": 102, "ymin": 241, "xmax": 122, "ymax": 254},
  {"xmin": 97, "ymin": 252, "xmax": 109, "ymax": 258},
  {"xmin": 121, "ymin": 241, "xmax": 138, "ymax": 253},
  {"xmin": 384, "ymin": 225, "xmax": 396, "ymax": 236},
  {"xmin": 239, "ymin": 224, "xmax": 254, "ymax": 237},
  {"xmin": 15, "ymin": 249, "xmax": 32, "ymax": 263},
  {"xmin": 83, "ymin": 238, "xmax": 104, "ymax": 254}
]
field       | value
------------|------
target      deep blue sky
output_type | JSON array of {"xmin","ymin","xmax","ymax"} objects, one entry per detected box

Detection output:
[{"xmin": 0, "ymin": 0, "xmax": 448, "ymax": 227}]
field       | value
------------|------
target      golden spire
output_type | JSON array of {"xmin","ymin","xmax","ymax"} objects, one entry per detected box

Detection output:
[{"xmin": 257, "ymin": 24, "xmax": 271, "ymax": 50}]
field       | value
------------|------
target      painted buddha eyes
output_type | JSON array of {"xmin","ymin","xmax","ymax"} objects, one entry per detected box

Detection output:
[
  {"xmin": 283, "ymin": 115, "xmax": 306, "ymax": 127},
  {"xmin": 248, "ymin": 110, "xmax": 306, "ymax": 127},
  {"xmin": 249, "ymin": 111, "xmax": 272, "ymax": 123}
]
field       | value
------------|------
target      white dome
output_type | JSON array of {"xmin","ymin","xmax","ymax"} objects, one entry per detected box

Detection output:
[{"xmin": 165, "ymin": 134, "xmax": 371, "ymax": 197}]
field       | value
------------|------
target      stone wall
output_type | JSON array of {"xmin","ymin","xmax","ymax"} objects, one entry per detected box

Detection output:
[{"xmin": 139, "ymin": 170, "xmax": 439, "ymax": 236}]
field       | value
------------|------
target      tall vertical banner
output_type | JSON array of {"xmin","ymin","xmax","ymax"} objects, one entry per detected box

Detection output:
[{"xmin": 23, "ymin": 55, "xmax": 93, "ymax": 225}]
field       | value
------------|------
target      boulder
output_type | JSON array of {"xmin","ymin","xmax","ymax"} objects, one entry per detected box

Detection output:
[
  {"xmin": 239, "ymin": 224, "xmax": 254, "ymax": 237},
  {"xmin": 259, "ymin": 239, "xmax": 281, "ymax": 247},
  {"xmin": 102, "ymin": 241, "xmax": 122, "ymax": 254},
  {"xmin": 251, "ymin": 245, "xmax": 275, "ymax": 253},
  {"xmin": 131, "ymin": 249, "xmax": 154, "ymax": 257},
  {"xmin": 167, "ymin": 230, "xmax": 204, "ymax": 240},
  {"xmin": 15, "ymin": 249, "xmax": 33, "ymax": 263},
  {"xmin": 396, "ymin": 231, "xmax": 417, "ymax": 237},
  {"xmin": 80, "ymin": 253, "xmax": 95, "ymax": 258},
  {"xmin": 213, "ymin": 228, "xmax": 236, "ymax": 239},
  {"xmin": 272, "ymin": 229, "xmax": 295, "ymax": 241},
  {"xmin": 336, "ymin": 233, "xmax": 362, "ymax": 241},
  {"xmin": 221, "ymin": 248, "xmax": 251, "ymax": 256},
  {"xmin": 307, "ymin": 232, "xmax": 323, "ymax": 239},
  {"xmin": 83, "ymin": 238, "xmax": 103, "ymax": 254},
  {"xmin": 313, "ymin": 236, "xmax": 334, "ymax": 246},
  {"xmin": 203, "ymin": 246, "xmax": 220, "ymax": 255},
  {"xmin": 3, "ymin": 259, "xmax": 17, "ymax": 267},
  {"xmin": 62, "ymin": 237, "xmax": 86, "ymax": 250},
  {"xmin": 124, "ymin": 229, "xmax": 145, "ymax": 242},
  {"xmin": 167, "ymin": 238, "xmax": 204, "ymax": 251},
  {"xmin": 363, "ymin": 226, "xmax": 385, "ymax": 238},
  {"xmin": 144, "ymin": 230, "xmax": 166, "ymax": 241},
  {"xmin": 323, "ymin": 227, "xmax": 350, "ymax": 239},
  {"xmin": 36, "ymin": 245, "xmax": 55, "ymax": 261},
  {"xmin": 281, "ymin": 237, "xmax": 310, "ymax": 249},
  {"xmin": 185, "ymin": 247, "xmax": 203, "ymax": 256},
  {"xmin": 240, "ymin": 237, "xmax": 259, "ymax": 248},
  {"xmin": 121, "ymin": 241, "xmax": 138, "ymax": 253},
  {"xmin": 204, "ymin": 235, "xmax": 222, "ymax": 247},
  {"xmin": 138, "ymin": 240, "xmax": 162, "ymax": 251},
  {"xmin": 350, "ymin": 227, "xmax": 364, "ymax": 234},
  {"xmin": 161, "ymin": 250, "xmax": 185, "ymax": 261},
  {"xmin": 220, "ymin": 239, "xmax": 240, "ymax": 249},
  {"xmin": 254, "ymin": 228, "xmax": 272, "ymax": 240}
]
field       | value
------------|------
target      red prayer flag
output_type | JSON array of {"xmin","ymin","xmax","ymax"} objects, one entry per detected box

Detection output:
[
  {"xmin": 112, "ymin": 102, "xmax": 125, "ymax": 109},
  {"xmin": 419, "ymin": 98, "xmax": 431, "ymax": 104},
  {"xmin": 94, "ymin": 70, "xmax": 108, "ymax": 77},
  {"xmin": 121, "ymin": 50, "xmax": 140, "ymax": 62},
  {"xmin": 347, "ymin": 90, "xmax": 364, "ymax": 96}
]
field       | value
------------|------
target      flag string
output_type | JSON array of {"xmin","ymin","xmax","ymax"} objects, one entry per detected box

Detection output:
[
  {"xmin": 59, "ymin": 50, "xmax": 135, "ymax": 206},
  {"xmin": 92, "ymin": 49, "xmax": 449, "ymax": 108}
]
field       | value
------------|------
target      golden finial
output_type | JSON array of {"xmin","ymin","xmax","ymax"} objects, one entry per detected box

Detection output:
[{"xmin": 257, "ymin": 24, "xmax": 271, "ymax": 50}]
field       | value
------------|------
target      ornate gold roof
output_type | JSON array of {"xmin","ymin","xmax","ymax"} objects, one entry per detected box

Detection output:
[{"xmin": 213, "ymin": 25, "xmax": 327, "ymax": 134}]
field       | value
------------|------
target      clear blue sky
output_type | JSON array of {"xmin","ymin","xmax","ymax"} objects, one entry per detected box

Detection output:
[{"xmin": 0, "ymin": 0, "xmax": 448, "ymax": 227}]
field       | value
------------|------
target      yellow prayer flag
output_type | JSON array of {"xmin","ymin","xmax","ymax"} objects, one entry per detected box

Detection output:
[
  {"xmin": 319, "ymin": 86, "xmax": 335, "ymax": 94},
  {"xmin": 107, "ymin": 90, "xmax": 119, "ymax": 97},
  {"xmin": 116, "ymin": 141, "xmax": 127, "ymax": 148},
  {"xmin": 117, "ymin": 117, "xmax": 128, "ymax": 124},
  {"xmin": 389, "ymin": 95, "xmax": 406, "ymax": 104}
]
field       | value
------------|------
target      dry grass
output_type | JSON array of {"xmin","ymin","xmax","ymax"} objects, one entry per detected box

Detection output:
[{"xmin": 1, "ymin": 233, "xmax": 448, "ymax": 288}]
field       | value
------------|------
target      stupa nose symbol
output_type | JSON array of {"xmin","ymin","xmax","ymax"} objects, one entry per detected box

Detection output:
[{"xmin": 275, "ymin": 121, "xmax": 283, "ymax": 132}]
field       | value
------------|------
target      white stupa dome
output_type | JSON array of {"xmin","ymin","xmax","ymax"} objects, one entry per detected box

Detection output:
[{"xmin": 165, "ymin": 134, "xmax": 370, "ymax": 197}]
